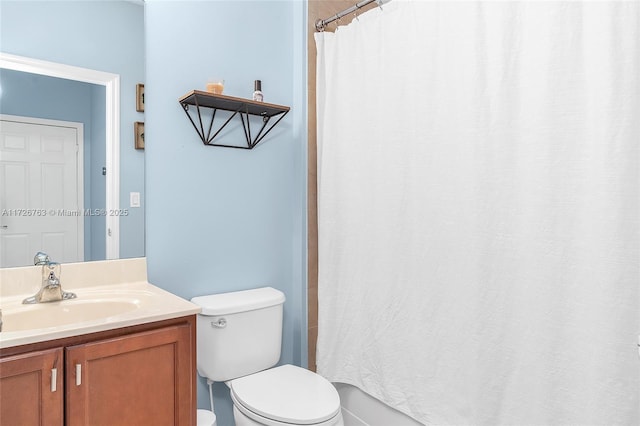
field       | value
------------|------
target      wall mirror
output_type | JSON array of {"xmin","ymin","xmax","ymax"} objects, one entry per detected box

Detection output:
[
  {"xmin": 0, "ymin": 0, "xmax": 145, "ymax": 267},
  {"xmin": 0, "ymin": 54, "xmax": 120, "ymax": 266}
]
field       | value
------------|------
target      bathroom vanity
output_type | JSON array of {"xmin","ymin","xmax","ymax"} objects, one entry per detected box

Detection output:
[{"xmin": 0, "ymin": 258, "xmax": 200, "ymax": 425}]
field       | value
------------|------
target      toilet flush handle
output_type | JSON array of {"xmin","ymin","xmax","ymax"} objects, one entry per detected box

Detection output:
[{"xmin": 211, "ymin": 318, "xmax": 227, "ymax": 328}]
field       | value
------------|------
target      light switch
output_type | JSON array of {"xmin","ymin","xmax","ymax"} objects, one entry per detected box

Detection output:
[{"xmin": 130, "ymin": 192, "xmax": 141, "ymax": 208}]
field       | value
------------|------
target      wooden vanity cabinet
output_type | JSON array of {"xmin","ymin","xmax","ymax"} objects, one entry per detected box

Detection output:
[{"xmin": 0, "ymin": 316, "xmax": 196, "ymax": 426}]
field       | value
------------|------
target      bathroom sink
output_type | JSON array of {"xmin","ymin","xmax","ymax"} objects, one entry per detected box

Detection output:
[
  {"xmin": 1, "ymin": 299, "xmax": 141, "ymax": 332},
  {"xmin": 0, "ymin": 258, "xmax": 202, "ymax": 349}
]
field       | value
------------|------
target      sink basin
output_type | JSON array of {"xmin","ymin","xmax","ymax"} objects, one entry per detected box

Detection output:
[
  {"xmin": 2, "ymin": 300, "xmax": 141, "ymax": 332},
  {"xmin": 2, "ymin": 299, "xmax": 141, "ymax": 332}
]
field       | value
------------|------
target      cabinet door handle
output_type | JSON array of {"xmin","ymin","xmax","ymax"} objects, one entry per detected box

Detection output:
[
  {"xmin": 51, "ymin": 368, "xmax": 57, "ymax": 392},
  {"xmin": 75, "ymin": 364, "xmax": 82, "ymax": 386}
]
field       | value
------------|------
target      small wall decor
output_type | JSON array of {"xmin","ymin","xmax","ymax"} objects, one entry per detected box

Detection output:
[
  {"xmin": 136, "ymin": 83, "xmax": 145, "ymax": 112},
  {"xmin": 134, "ymin": 122, "xmax": 145, "ymax": 149}
]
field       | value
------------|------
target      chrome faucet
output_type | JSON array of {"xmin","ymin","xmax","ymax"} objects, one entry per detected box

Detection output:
[{"xmin": 22, "ymin": 252, "xmax": 77, "ymax": 304}]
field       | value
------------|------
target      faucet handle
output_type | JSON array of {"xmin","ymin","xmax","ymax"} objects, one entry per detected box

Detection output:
[{"xmin": 34, "ymin": 252, "xmax": 51, "ymax": 266}]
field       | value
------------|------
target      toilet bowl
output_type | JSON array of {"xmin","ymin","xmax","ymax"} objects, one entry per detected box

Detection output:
[
  {"xmin": 229, "ymin": 365, "xmax": 343, "ymax": 426},
  {"xmin": 191, "ymin": 287, "xmax": 343, "ymax": 426}
]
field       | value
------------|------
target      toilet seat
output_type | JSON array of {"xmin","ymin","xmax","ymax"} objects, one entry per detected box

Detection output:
[{"xmin": 229, "ymin": 364, "xmax": 341, "ymax": 425}]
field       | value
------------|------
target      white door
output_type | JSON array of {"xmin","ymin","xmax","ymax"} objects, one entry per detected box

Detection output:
[{"xmin": 0, "ymin": 116, "xmax": 84, "ymax": 267}]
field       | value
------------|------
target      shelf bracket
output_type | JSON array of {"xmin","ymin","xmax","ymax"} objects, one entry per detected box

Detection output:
[
  {"xmin": 181, "ymin": 102, "xmax": 245, "ymax": 149},
  {"xmin": 239, "ymin": 111, "xmax": 289, "ymax": 149}
]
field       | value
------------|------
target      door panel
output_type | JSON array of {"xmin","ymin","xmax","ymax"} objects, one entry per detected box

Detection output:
[
  {"xmin": 65, "ymin": 325, "xmax": 194, "ymax": 426},
  {"xmin": 0, "ymin": 118, "xmax": 83, "ymax": 266},
  {"xmin": 0, "ymin": 348, "xmax": 64, "ymax": 426}
]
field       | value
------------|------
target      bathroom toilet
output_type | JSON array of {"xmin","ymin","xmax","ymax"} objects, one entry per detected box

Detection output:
[{"xmin": 191, "ymin": 287, "xmax": 343, "ymax": 426}]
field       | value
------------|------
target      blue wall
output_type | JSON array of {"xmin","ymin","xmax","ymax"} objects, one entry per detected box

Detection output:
[
  {"xmin": 0, "ymin": 0, "xmax": 145, "ymax": 259},
  {"xmin": 0, "ymin": 69, "xmax": 106, "ymax": 260},
  {"xmin": 145, "ymin": 1, "xmax": 307, "ymax": 424}
]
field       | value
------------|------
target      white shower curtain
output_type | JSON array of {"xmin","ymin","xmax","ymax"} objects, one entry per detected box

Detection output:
[{"xmin": 315, "ymin": 1, "xmax": 639, "ymax": 425}]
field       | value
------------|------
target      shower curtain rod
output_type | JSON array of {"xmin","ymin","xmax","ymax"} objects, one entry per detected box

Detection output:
[{"xmin": 315, "ymin": 0, "xmax": 384, "ymax": 32}]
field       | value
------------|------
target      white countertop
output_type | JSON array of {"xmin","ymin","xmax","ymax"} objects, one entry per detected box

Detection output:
[{"xmin": 0, "ymin": 258, "xmax": 201, "ymax": 349}]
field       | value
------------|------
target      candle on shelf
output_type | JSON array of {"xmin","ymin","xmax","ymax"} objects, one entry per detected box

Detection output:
[{"xmin": 206, "ymin": 78, "xmax": 224, "ymax": 94}]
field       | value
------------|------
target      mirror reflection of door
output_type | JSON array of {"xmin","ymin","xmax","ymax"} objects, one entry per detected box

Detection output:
[
  {"xmin": 0, "ymin": 66, "xmax": 108, "ymax": 265},
  {"xmin": 0, "ymin": 117, "xmax": 83, "ymax": 267}
]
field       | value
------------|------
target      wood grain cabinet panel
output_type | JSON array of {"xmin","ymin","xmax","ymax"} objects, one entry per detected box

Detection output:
[
  {"xmin": 0, "ymin": 347, "xmax": 64, "ymax": 426},
  {"xmin": 65, "ymin": 324, "xmax": 193, "ymax": 426}
]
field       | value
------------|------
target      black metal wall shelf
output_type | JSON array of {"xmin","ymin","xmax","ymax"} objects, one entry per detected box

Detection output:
[{"xmin": 179, "ymin": 90, "xmax": 290, "ymax": 149}]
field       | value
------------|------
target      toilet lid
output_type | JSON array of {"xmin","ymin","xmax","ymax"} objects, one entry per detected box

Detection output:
[{"xmin": 230, "ymin": 364, "xmax": 340, "ymax": 425}]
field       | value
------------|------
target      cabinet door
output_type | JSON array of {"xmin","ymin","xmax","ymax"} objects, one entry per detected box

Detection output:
[
  {"xmin": 65, "ymin": 324, "xmax": 194, "ymax": 426},
  {"xmin": 0, "ymin": 347, "xmax": 64, "ymax": 426}
]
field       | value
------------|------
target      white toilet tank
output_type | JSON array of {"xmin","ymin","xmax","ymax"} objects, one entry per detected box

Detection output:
[{"xmin": 191, "ymin": 287, "xmax": 286, "ymax": 382}]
